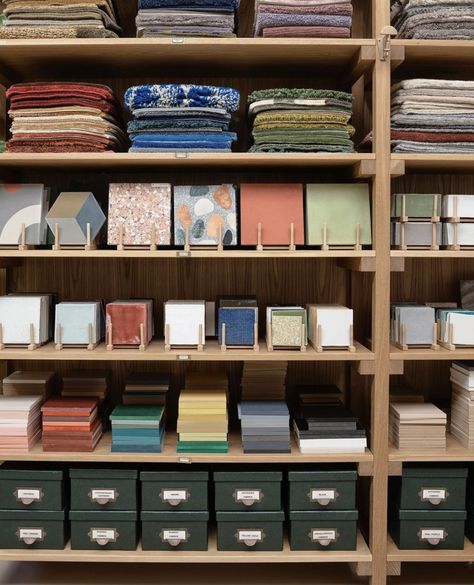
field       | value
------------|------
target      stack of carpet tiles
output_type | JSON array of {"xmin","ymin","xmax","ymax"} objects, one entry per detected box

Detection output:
[
  {"xmin": 248, "ymin": 88, "xmax": 355, "ymax": 152},
  {"xmin": 0, "ymin": 0, "xmax": 121, "ymax": 39},
  {"xmin": 391, "ymin": 79, "xmax": 474, "ymax": 153},
  {"xmin": 6, "ymin": 82, "xmax": 127, "ymax": 153},
  {"xmin": 124, "ymin": 83, "xmax": 239, "ymax": 153},
  {"xmin": 253, "ymin": 0, "xmax": 353, "ymax": 38},
  {"xmin": 136, "ymin": 0, "xmax": 239, "ymax": 37},
  {"xmin": 391, "ymin": 0, "xmax": 474, "ymax": 39}
]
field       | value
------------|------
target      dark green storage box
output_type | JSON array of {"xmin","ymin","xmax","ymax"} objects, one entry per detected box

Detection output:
[
  {"xmin": 465, "ymin": 499, "xmax": 474, "ymax": 544},
  {"xmin": 70, "ymin": 468, "xmax": 137, "ymax": 511},
  {"xmin": 0, "ymin": 468, "xmax": 65, "ymax": 511},
  {"xmin": 214, "ymin": 471, "xmax": 282, "ymax": 511},
  {"xmin": 289, "ymin": 510, "xmax": 358, "ymax": 551},
  {"xmin": 393, "ymin": 467, "xmax": 468, "ymax": 511},
  {"xmin": 141, "ymin": 511, "xmax": 209, "ymax": 551},
  {"xmin": 70, "ymin": 510, "xmax": 137, "ymax": 550},
  {"xmin": 216, "ymin": 510, "xmax": 284, "ymax": 551},
  {"xmin": 140, "ymin": 471, "xmax": 208, "ymax": 511},
  {"xmin": 0, "ymin": 509, "xmax": 67, "ymax": 549},
  {"xmin": 288, "ymin": 470, "xmax": 357, "ymax": 511},
  {"xmin": 390, "ymin": 508, "xmax": 466, "ymax": 550}
]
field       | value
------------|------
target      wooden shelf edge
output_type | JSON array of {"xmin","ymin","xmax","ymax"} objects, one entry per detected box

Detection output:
[
  {"xmin": 388, "ymin": 434, "xmax": 474, "ymax": 463},
  {"xmin": 387, "ymin": 534, "xmax": 474, "ymax": 563},
  {"xmin": 390, "ymin": 344, "xmax": 474, "ymax": 361}
]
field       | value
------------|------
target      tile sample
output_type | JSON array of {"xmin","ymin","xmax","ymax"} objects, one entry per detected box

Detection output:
[
  {"xmin": 54, "ymin": 301, "xmax": 103, "ymax": 345},
  {"xmin": 46, "ymin": 192, "xmax": 105, "ymax": 245},
  {"xmin": 0, "ymin": 183, "xmax": 49, "ymax": 245},
  {"xmin": 106, "ymin": 300, "xmax": 154, "ymax": 346},
  {"xmin": 0, "ymin": 395, "xmax": 42, "ymax": 451},
  {"xmin": 307, "ymin": 304, "xmax": 353, "ymax": 347},
  {"xmin": 0, "ymin": 294, "xmax": 51, "ymax": 344},
  {"xmin": 442, "ymin": 194, "xmax": 474, "ymax": 219},
  {"xmin": 164, "ymin": 300, "xmax": 205, "ymax": 346},
  {"xmin": 391, "ymin": 304, "xmax": 436, "ymax": 345},
  {"xmin": 392, "ymin": 193, "xmax": 441, "ymax": 218},
  {"xmin": 391, "ymin": 222, "xmax": 442, "ymax": 247}
]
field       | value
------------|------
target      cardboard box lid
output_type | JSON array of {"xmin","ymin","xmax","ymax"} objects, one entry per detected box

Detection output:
[
  {"xmin": 398, "ymin": 509, "xmax": 467, "ymax": 521},
  {"xmin": 214, "ymin": 471, "xmax": 282, "ymax": 482},
  {"xmin": 69, "ymin": 510, "xmax": 137, "ymax": 521},
  {"xmin": 69, "ymin": 468, "xmax": 137, "ymax": 480},
  {"xmin": 141, "ymin": 511, "xmax": 209, "ymax": 522},
  {"xmin": 0, "ymin": 509, "xmax": 66, "ymax": 520},
  {"xmin": 216, "ymin": 510, "xmax": 285, "ymax": 522},
  {"xmin": 402, "ymin": 467, "xmax": 468, "ymax": 479},
  {"xmin": 140, "ymin": 471, "xmax": 208, "ymax": 482},
  {"xmin": 0, "ymin": 468, "xmax": 64, "ymax": 481},
  {"xmin": 288, "ymin": 470, "xmax": 357, "ymax": 482},
  {"xmin": 289, "ymin": 510, "xmax": 358, "ymax": 521}
]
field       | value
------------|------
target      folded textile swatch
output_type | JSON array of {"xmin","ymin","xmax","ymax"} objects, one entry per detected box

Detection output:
[
  {"xmin": 6, "ymin": 82, "xmax": 127, "ymax": 153},
  {"xmin": 125, "ymin": 84, "xmax": 239, "ymax": 152},
  {"xmin": 391, "ymin": 78, "xmax": 474, "ymax": 153},
  {"xmin": 253, "ymin": 0, "xmax": 352, "ymax": 37},
  {"xmin": 392, "ymin": 0, "xmax": 474, "ymax": 40},
  {"xmin": 248, "ymin": 88, "xmax": 354, "ymax": 153},
  {"xmin": 0, "ymin": 0, "xmax": 121, "ymax": 38}
]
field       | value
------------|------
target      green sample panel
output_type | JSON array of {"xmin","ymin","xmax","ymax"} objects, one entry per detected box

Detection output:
[
  {"xmin": 0, "ymin": 468, "xmax": 65, "ymax": 511},
  {"xmin": 391, "ymin": 193, "xmax": 442, "ymax": 219},
  {"xmin": 216, "ymin": 510, "xmax": 284, "ymax": 551},
  {"xmin": 141, "ymin": 511, "xmax": 209, "ymax": 551},
  {"xmin": 70, "ymin": 468, "xmax": 138, "ymax": 511},
  {"xmin": 70, "ymin": 510, "xmax": 138, "ymax": 551},
  {"xmin": 140, "ymin": 471, "xmax": 208, "ymax": 511},
  {"xmin": 0, "ymin": 509, "xmax": 67, "ymax": 549},
  {"xmin": 289, "ymin": 510, "xmax": 358, "ymax": 550},
  {"xmin": 288, "ymin": 470, "xmax": 357, "ymax": 511},
  {"xmin": 214, "ymin": 471, "xmax": 282, "ymax": 511}
]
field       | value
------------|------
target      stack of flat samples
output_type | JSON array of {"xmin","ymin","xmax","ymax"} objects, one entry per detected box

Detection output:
[
  {"xmin": 389, "ymin": 402, "xmax": 447, "ymax": 450},
  {"xmin": 295, "ymin": 384, "xmax": 344, "ymax": 407},
  {"xmin": 177, "ymin": 372, "xmax": 228, "ymax": 453},
  {"xmin": 61, "ymin": 369, "xmax": 111, "ymax": 429},
  {"xmin": 238, "ymin": 400, "xmax": 290, "ymax": 453},
  {"xmin": 391, "ymin": 193, "xmax": 442, "ymax": 249},
  {"xmin": 266, "ymin": 306, "xmax": 307, "ymax": 350},
  {"xmin": 443, "ymin": 194, "xmax": 474, "ymax": 247},
  {"xmin": 240, "ymin": 361, "xmax": 288, "ymax": 400},
  {"xmin": 0, "ymin": 294, "xmax": 52, "ymax": 347},
  {"xmin": 2, "ymin": 370, "xmax": 55, "ymax": 398},
  {"xmin": 122, "ymin": 373, "xmax": 170, "ymax": 405},
  {"xmin": 450, "ymin": 361, "xmax": 474, "ymax": 448},
  {"xmin": 438, "ymin": 308, "xmax": 474, "ymax": 348},
  {"xmin": 0, "ymin": 396, "xmax": 42, "ymax": 451},
  {"xmin": 110, "ymin": 404, "xmax": 165, "ymax": 453},
  {"xmin": 106, "ymin": 299, "xmax": 154, "ymax": 348},
  {"xmin": 293, "ymin": 406, "xmax": 367, "ymax": 453},
  {"xmin": 390, "ymin": 303, "xmax": 437, "ymax": 348},
  {"xmin": 54, "ymin": 301, "xmax": 103, "ymax": 347}
]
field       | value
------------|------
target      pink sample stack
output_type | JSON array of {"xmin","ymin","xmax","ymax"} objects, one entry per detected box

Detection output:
[{"xmin": 0, "ymin": 396, "xmax": 42, "ymax": 451}]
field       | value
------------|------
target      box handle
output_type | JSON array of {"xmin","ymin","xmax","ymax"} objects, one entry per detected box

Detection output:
[
  {"xmin": 160, "ymin": 528, "xmax": 189, "ymax": 547},
  {"xmin": 236, "ymin": 529, "xmax": 265, "ymax": 547},
  {"xmin": 310, "ymin": 529, "xmax": 339, "ymax": 547},
  {"xmin": 418, "ymin": 528, "xmax": 447, "ymax": 546},
  {"xmin": 14, "ymin": 487, "xmax": 43, "ymax": 506},
  {"xmin": 16, "ymin": 527, "xmax": 45, "ymax": 545},
  {"xmin": 160, "ymin": 488, "xmax": 190, "ymax": 507},
  {"xmin": 89, "ymin": 488, "xmax": 118, "ymax": 505},
  {"xmin": 233, "ymin": 489, "xmax": 263, "ymax": 507},
  {"xmin": 419, "ymin": 488, "xmax": 448, "ymax": 506},
  {"xmin": 89, "ymin": 528, "xmax": 118, "ymax": 546},
  {"xmin": 309, "ymin": 488, "xmax": 338, "ymax": 507}
]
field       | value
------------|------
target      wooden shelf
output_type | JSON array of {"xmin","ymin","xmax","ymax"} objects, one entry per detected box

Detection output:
[
  {"xmin": 0, "ymin": 530, "xmax": 371, "ymax": 564},
  {"xmin": 390, "ymin": 344, "xmax": 474, "ymax": 361},
  {"xmin": 0, "ymin": 432, "xmax": 374, "ymax": 470},
  {"xmin": 392, "ymin": 39, "xmax": 474, "ymax": 68},
  {"xmin": 388, "ymin": 434, "xmax": 474, "ymax": 464},
  {"xmin": 0, "ymin": 152, "xmax": 375, "ymax": 170},
  {"xmin": 392, "ymin": 154, "xmax": 474, "ymax": 173},
  {"xmin": 391, "ymin": 250, "xmax": 474, "ymax": 259},
  {"xmin": 0, "ymin": 340, "xmax": 374, "ymax": 362},
  {"xmin": 387, "ymin": 534, "xmax": 474, "ymax": 563},
  {"xmin": 0, "ymin": 38, "xmax": 375, "ymax": 80}
]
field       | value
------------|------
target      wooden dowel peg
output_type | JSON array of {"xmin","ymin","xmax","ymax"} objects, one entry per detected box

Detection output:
[
  {"xmin": 401, "ymin": 194, "xmax": 407, "ymax": 222},
  {"xmin": 253, "ymin": 320, "xmax": 259, "ymax": 352},
  {"xmin": 349, "ymin": 324, "xmax": 356, "ymax": 352},
  {"xmin": 453, "ymin": 222, "xmax": 460, "ymax": 250},
  {"xmin": 217, "ymin": 224, "xmax": 223, "ymax": 252},
  {"xmin": 400, "ymin": 222, "xmax": 406, "ymax": 250},
  {"xmin": 431, "ymin": 321, "xmax": 440, "ymax": 351},
  {"xmin": 220, "ymin": 322, "xmax": 226, "ymax": 352},
  {"xmin": 85, "ymin": 223, "xmax": 95, "ymax": 251},
  {"xmin": 164, "ymin": 323, "xmax": 171, "ymax": 351},
  {"xmin": 106, "ymin": 322, "xmax": 113, "ymax": 351},
  {"xmin": 87, "ymin": 322, "xmax": 95, "ymax": 351},
  {"xmin": 430, "ymin": 222, "xmax": 439, "ymax": 251},
  {"xmin": 139, "ymin": 322, "xmax": 146, "ymax": 351},
  {"xmin": 55, "ymin": 323, "xmax": 63, "ymax": 351},
  {"xmin": 315, "ymin": 324, "xmax": 323, "ymax": 352},
  {"xmin": 300, "ymin": 322, "xmax": 307, "ymax": 352},
  {"xmin": 19, "ymin": 223, "xmax": 28, "ymax": 251},
  {"xmin": 256, "ymin": 223, "xmax": 263, "ymax": 251},
  {"xmin": 197, "ymin": 323, "xmax": 203, "ymax": 352},
  {"xmin": 0, "ymin": 323, "xmax": 4, "ymax": 350},
  {"xmin": 321, "ymin": 223, "xmax": 329, "ymax": 251},
  {"xmin": 289, "ymin": 222, "xmax": 296, "ymax": 252},
  {"xmin": 266, "ymin": 320, "xmax": 273, "ymax": 351},
  {"xmin": 117, "ymin": 223, "xmax": 124, "ymax": 251},
  {"xmin": 354, "ymin": 223, "xmax": 361, "ymax": 251},
  {"xmin": 432, "ymin": 194, "xmax": 439, "ymax": 222},
  {"xmin": 184, "ymin": 226, "xmax": 190, "ymax": 252},
  {"xmin": 28, "ymin": 323, "xmax": 36, "ymax": 351},
  {"xmin": 52, "ymin": 223, "xmax": 60, "ymax": 251},
  {"xmin": 149, "ymin": 225, "xmax": 157, "ymax": 252},
  {"xmin": 453, "ymin": 195, "xmax": 460, "ymax": 222}
]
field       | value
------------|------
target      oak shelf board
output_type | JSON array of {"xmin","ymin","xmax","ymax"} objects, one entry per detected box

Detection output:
[
  {"xmin": 387, "ymin": 534, "xmax": 474, "ymax": 563},
  {"xmin": 0, "ymin": 530, "xmax": 371, "ymax": 564},
  {"xmin": 0, "ymin": 249, "xmax": 375, "ymax": 260},
  {"xmin": 392, "ymin": 153, "xmax": 474, "ymax": 173},
  {"xmin": 391, "ymin": 250, "xmax": 474, "ymax": 259},
  {"xmin": 388, "ymin": 434, "xmax": 474, "ymax": 463},
  {"xmin": 0, "ymin": 431, "xmax": 374, "ymax": 467},
  {"xmin": 392, "ymin": 39, "xmax": 474, "ymax": 67},
  {"xmin": 390, "ymin": 344, "xmax": 474, "ymax": 361},
  {"xmin": 0, "ymin": 38, "xmax": 375, "ymax": 80},
  {"xmin": 0, "ymin": 152, "xmax": 375, "ymax": 170},
  {"xmin": 0, "ymin": 340, "xmax": 374, "ymax": 362}
]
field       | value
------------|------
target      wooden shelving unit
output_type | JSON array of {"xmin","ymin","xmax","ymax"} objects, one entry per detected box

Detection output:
[{"xmin": 387, "ymin": 534, "xmax": 474, "ymax": 563}]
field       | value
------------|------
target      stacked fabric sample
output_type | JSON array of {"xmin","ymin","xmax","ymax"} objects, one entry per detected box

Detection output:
[
  {"xmin": 0, "ymin": 0, "xmax": 121, "ymax": 39},
  {"xmin": 6, "ymin": 83, "xmax": 126, "ymax": 153},
  {"xmin": 389, "ymin": 402, "xmax": 447, "ymax": 449},
  {"xmin": 110, "ymin": 405, "xmax": 166, "ymax": 452},
  {"xmin": 391, "ymin": 79, "xmax": 474, "ymax": 153},
  {"xmin": 391, "ymin": 0, "xmax": 474, "ymax": 40},
  {"xmin": 124, "ymin": 84, "xmax": 239, "ymax": 153},
  {"xmin": 238, "ymin": 400, "xmax": 291, "ymax": 453},
  {"xmin": 253, "ymin": 0, "xmax": 353, "ymax": 38},
  {"xmin": 248, "ymin": 88, "xmax": 355, "ymax": 153},
  {"xmin": 136, "ymin": 0, "xmax": 239, "ymax": 37},
  {"xmin": 0, "ymin": 396, "xmax": 42, "ymax": 451},
  {"xmin": 41, "ymin": 397, "xmax": 102, "ymax": 452}
]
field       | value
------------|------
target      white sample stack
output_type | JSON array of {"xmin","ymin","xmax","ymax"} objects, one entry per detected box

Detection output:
[
  {"xmin": 0, "ymin": 294, "xmax": 51, "ymax": 346},
  {"xmin": 0, "ymin": 395, "xmax": 42, "ymax": 451},
  {"xmin": 450, "ymin": 361, "xmax": 474, "ymax": 448},
  {"xmin": 389, "ymin": 402, "xmax": 447, "ymax": 449},
  {"xmin": 164, "ymin": 300, "xmax": 206, "ymax": 347}
]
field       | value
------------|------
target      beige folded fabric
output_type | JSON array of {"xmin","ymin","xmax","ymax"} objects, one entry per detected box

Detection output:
[{"xmin": 0, "ymin": 25, "xmax": 117, "ymax": 38}]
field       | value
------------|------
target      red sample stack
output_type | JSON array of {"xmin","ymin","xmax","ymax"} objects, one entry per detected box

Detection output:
[
  {"xmin": 6, "ymin": 82, "xmax": 127, "ymax": 152},
  {"xmin": 41, "ymin": 397, "xmax": 102, "ymax": 452}
]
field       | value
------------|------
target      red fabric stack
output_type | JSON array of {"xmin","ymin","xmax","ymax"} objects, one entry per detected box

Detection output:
[{"xmin": 6, "ymin": 82, "xmax": 127, "ymax": 152}]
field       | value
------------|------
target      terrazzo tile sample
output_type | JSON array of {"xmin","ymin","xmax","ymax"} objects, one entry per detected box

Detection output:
[
  {"xmin": 108, "ymin": 183, "xmax": 172, "ymax": 246},
  {"xmin": 267, "ymin": 307, "xmax": 307, "ymax": 347},
  {"xmin": 0, "ymin": 183, "xmax": 49, "ymax": 245},
  {"xmin": 173, "ymin": 184, "xmax": 237, "ymax": 246}
]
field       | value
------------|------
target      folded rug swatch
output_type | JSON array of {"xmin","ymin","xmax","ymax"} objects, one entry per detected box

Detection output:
[
  {"xmin": 6, "ymin": 82, "xmax": 127, "ymax": 152},
  {"xmin": 0, "ymin": 0, "xmax": 121, "ymax": 38},
  {"xmin": 247, "ymin": 88, "xmax": 354, "ymax": 152},
  {"xmin": 124, "ymin": 84, "xmax": 239, "ymax": 152},
  {"xmin": 391, "ymin": 78, "xmax": 474, "ymax": 153},
  {"xmin": 253, "ymin": 0, "xmax": 352, "ymax": 37},
  {"xmin": 392, "ymin": 0, "xmax": 474, "ymax": 39}
]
